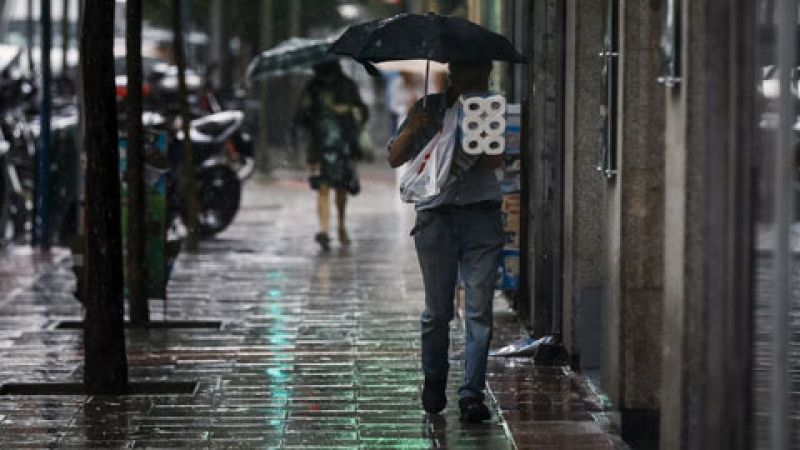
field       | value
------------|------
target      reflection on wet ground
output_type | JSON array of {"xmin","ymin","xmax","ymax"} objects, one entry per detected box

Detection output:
[{"xmin": 0, "ymin": 167, "xmax": 625, "ymax": 448}]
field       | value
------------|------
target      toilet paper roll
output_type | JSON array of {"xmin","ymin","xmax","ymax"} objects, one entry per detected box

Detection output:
[
  {"xmin": 461, "ymin": 132, "xmax": 485, "ymax": 155},
  {"xmin": 461, "ymin": 117, "xmax": 483, "ymax": 133},
  {"xmin": 462, "ymin": 96, "xmax": 487, "ymax": 116},
  {"xmin": 485, "ymin": 95, "xmax": 506, "ymax": 115},
  {"xmin": 484, "ymin": 136, "xmax": 505, "ymax": 155},
  {"xmin": 483, "ymin": 116, "xmax": 506, "ymax": 136}
]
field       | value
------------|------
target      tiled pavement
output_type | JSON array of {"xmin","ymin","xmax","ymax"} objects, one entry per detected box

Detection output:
[{"xmin": 0, "ymin": 166, "xmax": 626, "ymax": 449}]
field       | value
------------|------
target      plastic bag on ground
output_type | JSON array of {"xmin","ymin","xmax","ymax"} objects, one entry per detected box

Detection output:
[{"xmin": 490, "ymin": 334, "xmax": 567, "ymax": 363}]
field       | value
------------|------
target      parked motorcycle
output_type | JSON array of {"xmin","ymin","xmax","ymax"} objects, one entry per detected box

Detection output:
[
  {"xmin": 0, "ymin": 47, "xmax": 37, "ymax": 242},
  {"xmin": 117, "ymin": 59, "xmax": 254, "ymax": 238},
  {"xmin": 144, "ymin": 62, "xmax": 255, "ymax": 175},
  {"xmin": 172, "ymin": 110, "xmax": 254, "ymax": 237},
  {"xmin": 0, "ymin": 107, "xmax": 35, "ymax": 241}
]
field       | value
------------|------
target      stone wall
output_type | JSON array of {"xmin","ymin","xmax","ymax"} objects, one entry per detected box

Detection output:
[
  {"xmin": 563, "ymin": 0, "xmax": 606, "ymax": 366},
  {"xmin": 605, "ymin": 0, "xmax": 665, "ymax": 438}
]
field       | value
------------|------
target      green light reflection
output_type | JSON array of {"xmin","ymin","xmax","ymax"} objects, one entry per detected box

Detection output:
[
  {"xmin": 266, "ymin": 367, "xmax": 290, "ymax": 380},
  {"xmin": 262, "ymin": 273, "xmax": 292, "ymax": 443}
]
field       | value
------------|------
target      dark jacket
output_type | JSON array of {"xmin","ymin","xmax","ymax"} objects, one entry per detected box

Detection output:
[{"xmin": 295, "ymin": 74, "xmax": 369, "ymax": 164}]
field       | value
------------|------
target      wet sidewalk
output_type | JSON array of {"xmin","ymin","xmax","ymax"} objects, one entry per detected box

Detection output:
[{"xmin": 0, "ymin": 166, "xmax": 625, "ymax": 449}]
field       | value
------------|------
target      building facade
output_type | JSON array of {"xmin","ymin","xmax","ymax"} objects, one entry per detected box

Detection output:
[{"xmin": 458, "ymin": 0, "xmax": 799, "ymax": 448}]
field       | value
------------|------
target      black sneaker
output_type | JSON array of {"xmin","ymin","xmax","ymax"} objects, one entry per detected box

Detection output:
[
  {"xmin": 459, "ymin": 397, "xmax": 490, "ymax": 422},
  {"xmin": 315, "ymin": 232, "xmax": 330, "ymax": 251},
  {"xmin": 421, "ymin": 378, "xmax": 447, "ymax": 414}
]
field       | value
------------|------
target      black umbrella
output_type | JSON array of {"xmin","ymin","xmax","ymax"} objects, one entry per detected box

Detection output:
[
  {"xmin": 329, "ymin": 13, "xmax": 525, "ymax": 63},
  {"xmin": 330, "ymin": 13, "xmax": 525, "ymax": 104}
]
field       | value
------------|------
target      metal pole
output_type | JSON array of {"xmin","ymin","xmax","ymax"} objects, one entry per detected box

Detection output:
[
  {"xmin": 61, "ymin": 0, "xmax": 70, "ymax": 75},
  {"xmin": 423, "ymin": 58, "xmax": 429, "ymax": 108},
  {"xmin": 37, "ymin": 0, "xmax": 52, "ymax": 250},
  {"xmin": 75, "ymin": 0, "xmax": 84, "ymax": 236},
  {"xmin": 256, "ymin": 0, "xmax": 274, "ymax": 174},
  {"xmin": 181, "ymin": 0, "xmax": 192, "ymax": 67},
  {"xmin": 26, "ymin": 0, "xmax": 35, "ymax": 75},
  {"xmin": 0, "ymin": 1, "xmax": 7, "ymax": 38},
  {"xmin": 126, "ymin": 0, "xmax": 148, "ymax": 324},
  {"xmin": 208, "ymin": 0, "xmax": 223, "ymax": 87},
  {"xmin": 771, "ymin": 0, "xmax": 795, "ymax": 447}
]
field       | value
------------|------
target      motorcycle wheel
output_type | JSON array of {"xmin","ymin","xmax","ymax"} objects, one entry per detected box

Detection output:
[{"xmin": 185, "ymin": 165, "xmax": 241, "ymax": 238}]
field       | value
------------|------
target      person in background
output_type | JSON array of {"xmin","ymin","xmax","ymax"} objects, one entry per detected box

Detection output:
[
  {"xmin": 387, "ymin": 60, "xmax": 503, "ymax": 422},
  {"xmin": 295, "ymin": 60, "xmax": 369, "ymax": 251}
]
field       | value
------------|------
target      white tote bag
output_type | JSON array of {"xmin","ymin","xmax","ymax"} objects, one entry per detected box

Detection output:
[{"xmin": 398, "ymin": 105, "xmax": 459, "ymax": 204}]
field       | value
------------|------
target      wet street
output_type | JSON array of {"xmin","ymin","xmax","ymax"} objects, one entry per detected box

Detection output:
[{"xmin": 0, "ymin": 166, "xmax": 625, "ymax": 449}]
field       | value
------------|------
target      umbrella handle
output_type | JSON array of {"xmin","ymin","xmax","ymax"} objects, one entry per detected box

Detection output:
[{"xmin": 423, "ymin": 59, "xmax": 430, "ymax": 108}]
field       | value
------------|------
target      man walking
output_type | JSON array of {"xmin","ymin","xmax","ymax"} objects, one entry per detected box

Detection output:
[{"xmin": 387, "ymin": 60, "xmax": 504, "ymax": 422}]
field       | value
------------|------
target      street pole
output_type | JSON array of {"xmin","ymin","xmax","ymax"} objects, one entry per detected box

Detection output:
[
  {"xmin": 174, "ymin": 0, "xmax": 200, "ymax": 249},
  {"xmin": 81, "ymin": 0, "xmax": 129, "ymax": 395},
  {"xmin": 61, "ymin": 0, "xmax": 69, "ymax": 75},
  {"xmin": 26, "ymin": 0, "xmax": 34, "ymax": 75},
  {"xmin": 0, "ymin": 2, "xmax": 7, "ymax": 37},
  {"xmin": 37, "ymin": 0, "xmax": 52, "ymax": 250},
  {"xmin": 126, "ymin": 0, "xmax": 148, "ymax": 324},
  {"xmin": 257, "ymin": 0, "xmax": 274, "ymax": 175},
  {"xmin": 208, "ymin": 0, "xmax": 224, "ymax": 88}
]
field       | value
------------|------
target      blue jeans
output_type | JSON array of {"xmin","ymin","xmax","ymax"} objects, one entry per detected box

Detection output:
[{"xmin": 412, "ymin": 205, "xmax": 504, "ymax": 400}]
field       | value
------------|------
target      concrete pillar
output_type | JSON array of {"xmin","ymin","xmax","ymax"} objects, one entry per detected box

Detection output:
[
  {"xmin": 525, "ymin": 0, "xmax": 565, "ymax": 337},
  {"xmin": 661, "ymin": 1, "xmax": 694, "ymax": 447},
  {"xmin": 661, "ymin": 1, "xmax": 756, "ymax": 449},
  {"xmin": 604, "ymin": 0, "xmax": 665, "ymax": 443},
  {"xmin": 563, "ymin": 0, "xmax": 605, "ymax": 367}
]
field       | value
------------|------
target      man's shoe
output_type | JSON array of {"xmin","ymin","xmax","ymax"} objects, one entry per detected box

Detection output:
[
  {"xmin": 459, "ymin": 397, "xmax": 490, "ymax": 422},
  {"xmin": 421, "ymin": 378, "xmax": 447, "ymax": 414}
]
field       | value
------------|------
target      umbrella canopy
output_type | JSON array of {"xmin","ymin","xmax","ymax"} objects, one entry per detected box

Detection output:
[
  {"xmin": 329, "ymin": 12, "xmax": 525, "ymax": 64},
  {"xmin": 246, "ymin": 36, "xmax": 338, "ymax": 83}
]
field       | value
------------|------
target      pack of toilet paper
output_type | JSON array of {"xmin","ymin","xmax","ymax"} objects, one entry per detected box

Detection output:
[{"xmin": 459, "ymin": 94, "xmax": 507, "ymax": 155}]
